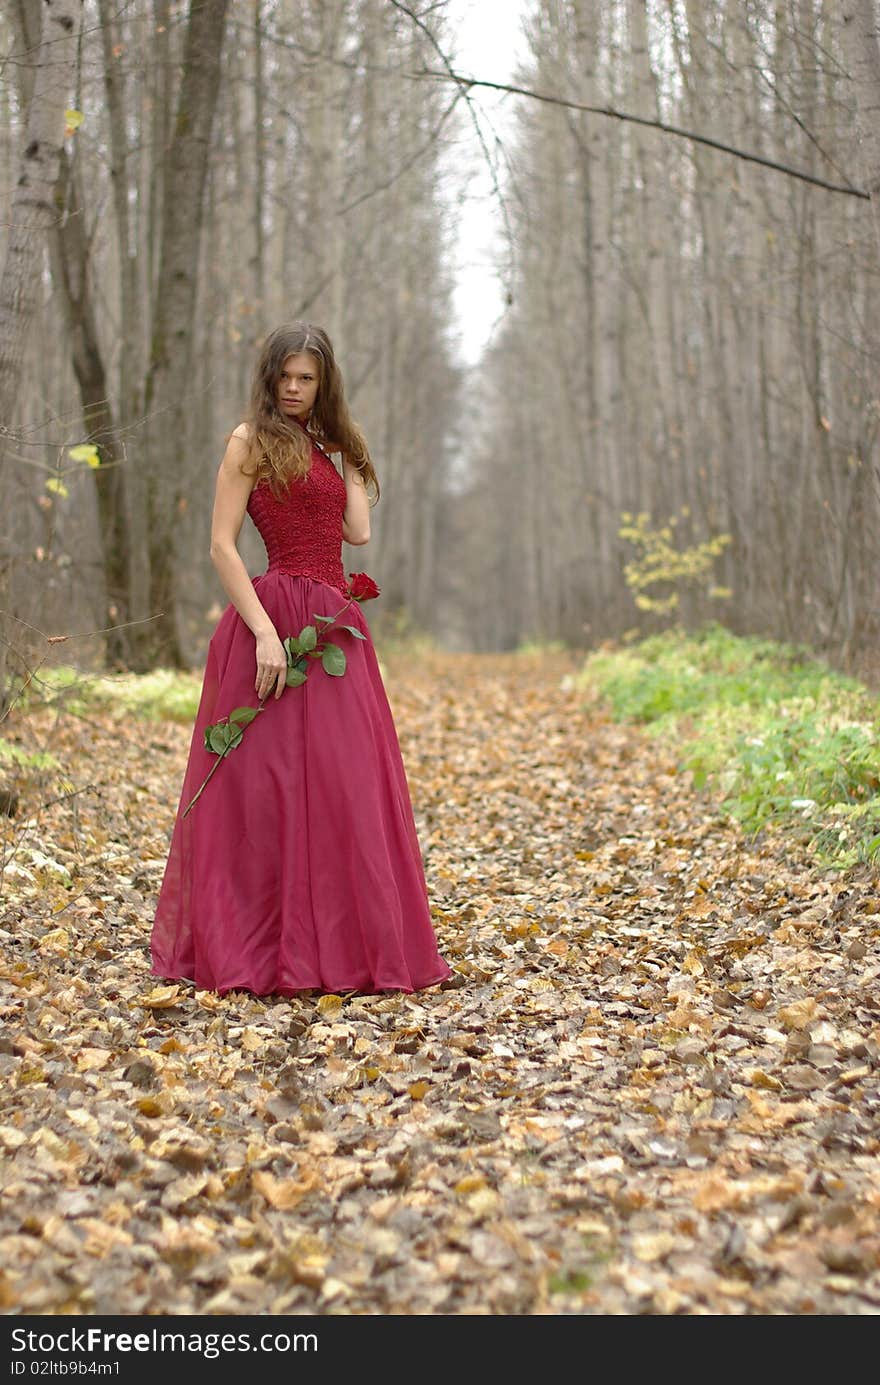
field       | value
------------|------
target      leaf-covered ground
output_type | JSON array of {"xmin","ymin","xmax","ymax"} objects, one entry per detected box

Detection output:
[{"xmin": 1, "ymin": 649, "xmax": 879, "ymax": 1316}]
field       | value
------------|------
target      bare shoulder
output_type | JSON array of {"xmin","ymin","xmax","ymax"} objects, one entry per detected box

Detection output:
[{"xmin": 218, "ymin": 423, "xmax": 254, "ymax": 482}]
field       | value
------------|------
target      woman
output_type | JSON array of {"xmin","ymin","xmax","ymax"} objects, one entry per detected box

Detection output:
[{"xmin": 150, "ymin": 323, "xmax": 452, "ymax": 996}]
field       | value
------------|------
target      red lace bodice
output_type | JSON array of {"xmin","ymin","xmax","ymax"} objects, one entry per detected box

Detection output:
[{"xmin": 247, "ymin": 442, "xmax": 347, "ymax": 594}]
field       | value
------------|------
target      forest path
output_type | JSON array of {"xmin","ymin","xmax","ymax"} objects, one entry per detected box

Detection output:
[{"xmin": 0, "ymin": 649, "xmax": 878, "ymax": 1315}]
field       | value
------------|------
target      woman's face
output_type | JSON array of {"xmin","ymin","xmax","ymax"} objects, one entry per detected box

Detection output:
[{"xmin": 276, "ymin": 352, "xmax": 320, "ymax": 421}]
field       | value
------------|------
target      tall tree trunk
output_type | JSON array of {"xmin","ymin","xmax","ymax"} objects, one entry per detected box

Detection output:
[
  {"xmin": 0, "ymin": 0, "xmax": 83, "ymax": 438},
  {"xmin": 50, "ymin": 148, "xmax": 132, "ymax": 666},
  {"xmin": 841, "ymin": 0, "xmax": 880, "ymax": 262},
  {"xmin": 97, "ymin": 0, "xmax": 141, "ymax": 424},
  {"xmin": 135, "ymin": 0, "xmax": 230, "ymax": 669},
  {"xmin": 0, "ymin": 0, "xmax": 83, "ymax": 704},
  {"xmin": 253, "ymin": 0, "xmax": 266, "ymax": 314}
]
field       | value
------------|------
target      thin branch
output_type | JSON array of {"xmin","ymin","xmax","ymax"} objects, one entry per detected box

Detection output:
[
  {"xmin": 14, "ymin": 783, "xmax": 98, "ymax": 821},
  {"xmin": 339, "ymin": 86, "xmax": 465, "ymax": 215},
  {"xmin": 221, "ymin": 7, "xmax": 865, "ymax": 203},
  {"xmin": 414, "ymin": 70, "xmax": 869, "ymax": 201},
  {"xmin": 0, "ymin": 611, "xmax": 168, "ymax": 726},
  {"xmin": 750, "ymin": 62, "xmax": 858, "ymax": 191},
  {"xmin": 388, "ymin": 0, "xmax": 517, "ymax": 292}
]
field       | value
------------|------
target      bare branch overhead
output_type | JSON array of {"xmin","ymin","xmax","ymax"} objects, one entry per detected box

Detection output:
[{"xmin": 414, "ymin": 70, "xmax": 869, "ymax": 201}]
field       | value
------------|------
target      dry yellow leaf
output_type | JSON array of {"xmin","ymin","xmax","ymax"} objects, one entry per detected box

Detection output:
[
  {"xmin": 468, "ymin": 1188, "xmax": 501, "ymax": 1217},
  {"xmin": 65, "ymin": 1108, "xmax": 99, "ymax": 1136},
  {"xmin": 408, "ymin": 1081, "xmax": 430, "ymax": 1100},
  {"xmin": 135, "ymin": 1093, "xmax": 173, "ymax": 1118},
  {"xmin": 81, "ymin": 1219, "xmax": 134, "ymax": 1258},
  {"xmin": 75, "ymin": 1048, "xmax": 113, "ymax": 1072},
  {"xmin": 523, "ymin": 1118, "xmax": 564, "ymax": 1143},
  {"xmin": 738, "ymin": 1094, "xmax": 812, "ymax": 1133},
  {"xmin": 285, "ymin": 1253, "xmax": 328, "ymax": 1288},
  {"xmin": 632, "ymin": 1231, "xmax": 678, "ymax": 1262},
  {"xmin": 667, "ymin": 1004, "xmax": 701, "ymax": 1028},
  {"xmin": 0, "ymin": 1126, "xmax": 27, "ymax": 1151},
  {"xmin": 317, "ymin": 993, "xmax": 343, "ymax": 1016},
  {"xmin": 161, "ymin": 1173, "xmax": 209, "ymax": 1210},
  {"xmin": 38, "ymin": 928, "xmax": 69, "ymax": 957},
  {"xmin": 34, "ymin": 1128, "xmax": 73, "ymax": 1160},
  {"xmin": 744, "ymin": 1068, "xmax": 783, "ymax": 1091},
  {"xmin": 692, "ymin": 1176, "xmax": 744, "ymax": 1212},
  {"xmin": 837, "ymin": 1065, "xmax": 870, "ymax": 1087},
  {"xmin": 252, "ymin": 1169, "xmax": 319, "ymax": 1210},
  {"xmin": 321, "ymin": 1276, "xmax": 352, "ymax": 1302},
  {"xmin": 455, "ymin": 1176, "xmax": 488, "ymax": 1195},
  {"xmin": 139, "ymin": 984, "xmax": 182, "ymax": 1009},
  {"xmin": 777, "ymin": 998, "xmax": 819, "ymax": 1030},
  {"xmin": 685, "ymin": 896, "xmax": 716, "ymax": 919}
]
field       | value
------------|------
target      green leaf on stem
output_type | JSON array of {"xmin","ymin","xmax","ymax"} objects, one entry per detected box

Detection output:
[
  {"xmin": 284, "ymin": 636, "xmax": 301, "ymax": 660},
  {"xmin": 311, "ymin": 613, "xmax": 336, "ymax": 623},
  {"xmin": 321, "ymin": 643, "xmax": 346, "ymax": 676},
  {"xmin": 286, "ymin": 667, "xmax": 308, "ymax": 688},
  {"xmin": 299, "ymin": 625, "xmax": 317, "ymax": 651},
  {"xmin": 338, "ymin": 624, "xmax": 366, "ymax": 640},
  {"xmin": 207, "ymin": 724, "xmax": 230, "ymax": 755},
  {"xmin": 229, "ymin": 705, "xmax": 261, "ymax": 726}
]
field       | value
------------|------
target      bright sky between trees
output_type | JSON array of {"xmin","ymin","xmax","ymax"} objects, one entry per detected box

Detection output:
[{"xmin": 446, "ymin": 0, "xmax": 532, "ymax": 363}]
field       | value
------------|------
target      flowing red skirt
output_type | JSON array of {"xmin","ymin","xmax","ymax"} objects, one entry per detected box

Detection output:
[{"xmin": 150, "ymin": 572, "xmax": 452, "ymax": 996}]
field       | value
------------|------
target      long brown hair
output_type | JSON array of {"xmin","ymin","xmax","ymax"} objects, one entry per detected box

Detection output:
[{"xmin": 241, "ymin": 323, "xmax": 379, "ymax": 501}]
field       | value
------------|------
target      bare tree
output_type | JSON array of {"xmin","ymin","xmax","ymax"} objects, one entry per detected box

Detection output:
[
  {"xmin": 0, "ymin": 0, "xmax": 83, "ymax": 703},
  {"xmin": 462, "ymin": 0, "xmax": 880, "ymax": 665},
  {"xmin": 841, "ymin": 0, "xmax": 880, "ymax": 258},
  {"xmin": 0, "ymin": 0, "xmax": 462, "ymax": 670},
  {"xmin": 0, "ymin": 0, "xmax": 83, "ymax": 439},
  {"xmin": 136, "ymin": 0, "xmax": 231, "ymax": 669}
]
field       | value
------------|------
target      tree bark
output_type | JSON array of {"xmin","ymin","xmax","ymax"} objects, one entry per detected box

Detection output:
[
  {"xmin": 0, "ymin": 0, "xmax": 83, "ymax": 443},
  {"xmin": 0, "ymin": 0, "xmax": 82, "ymax": 706},
  {"xmin": 49, "ymin": 148, "xmax": 132, "ymax": 666},
  {"xmin": 135, "ymin": 0, "xmax": 231, "ymax": 669},
  {"xmin": 841, "ymin": 0, "xmax": 880, "ymax": 260}
]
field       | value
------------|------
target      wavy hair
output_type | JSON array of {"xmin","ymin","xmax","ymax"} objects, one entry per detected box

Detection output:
[{"xmin": 241, "ymin": 323, "xmax": 379, "ymax": 502}]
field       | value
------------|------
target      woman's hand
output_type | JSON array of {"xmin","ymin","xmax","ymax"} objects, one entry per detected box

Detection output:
[{"xmin": 255, "ymin": 629, "xmax": 287, "ymax": 701}]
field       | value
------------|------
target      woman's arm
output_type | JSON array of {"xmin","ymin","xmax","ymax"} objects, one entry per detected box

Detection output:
[
  {"xmin": 209, "ymin": 427, "xmax": 287, "ymax": 701},
  {"xmin": 341, "ymin": 457, "xmax": 371, "ymax": 545}
]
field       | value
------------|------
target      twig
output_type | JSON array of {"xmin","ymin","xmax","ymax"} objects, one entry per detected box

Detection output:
[{"xmin": 415, "ymin": 70, "xmax": 869, "ymax": 200}]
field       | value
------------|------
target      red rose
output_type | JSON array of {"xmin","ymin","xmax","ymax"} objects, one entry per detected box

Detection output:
[{"xmin": 347, "ymin": 571, "xmax": 381, "ymax": 602}]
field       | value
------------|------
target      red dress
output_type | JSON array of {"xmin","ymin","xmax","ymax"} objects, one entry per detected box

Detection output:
[{"xmin": 150, "ymin": 438, "xmax": 452, "ymax": 996}]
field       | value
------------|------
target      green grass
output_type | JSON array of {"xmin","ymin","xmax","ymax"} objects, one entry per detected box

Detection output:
[
  {"xmin": 578, "ymin": 624, "xmax": 880, "ymax": 868},
  {"xmin": 369, "ymin": 607, "xmax": 437, "ymax": 660},
  {"xmin": 30, "ymin": 666, "xmax": 202, "ymax": 723},
  {"xmin": 548, "ymin": 1269, "xmax": 594, "ymax": 1295},
  {"xmin": 0, "ymin": 738, "xmax": 59, "ymax": 771}
]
